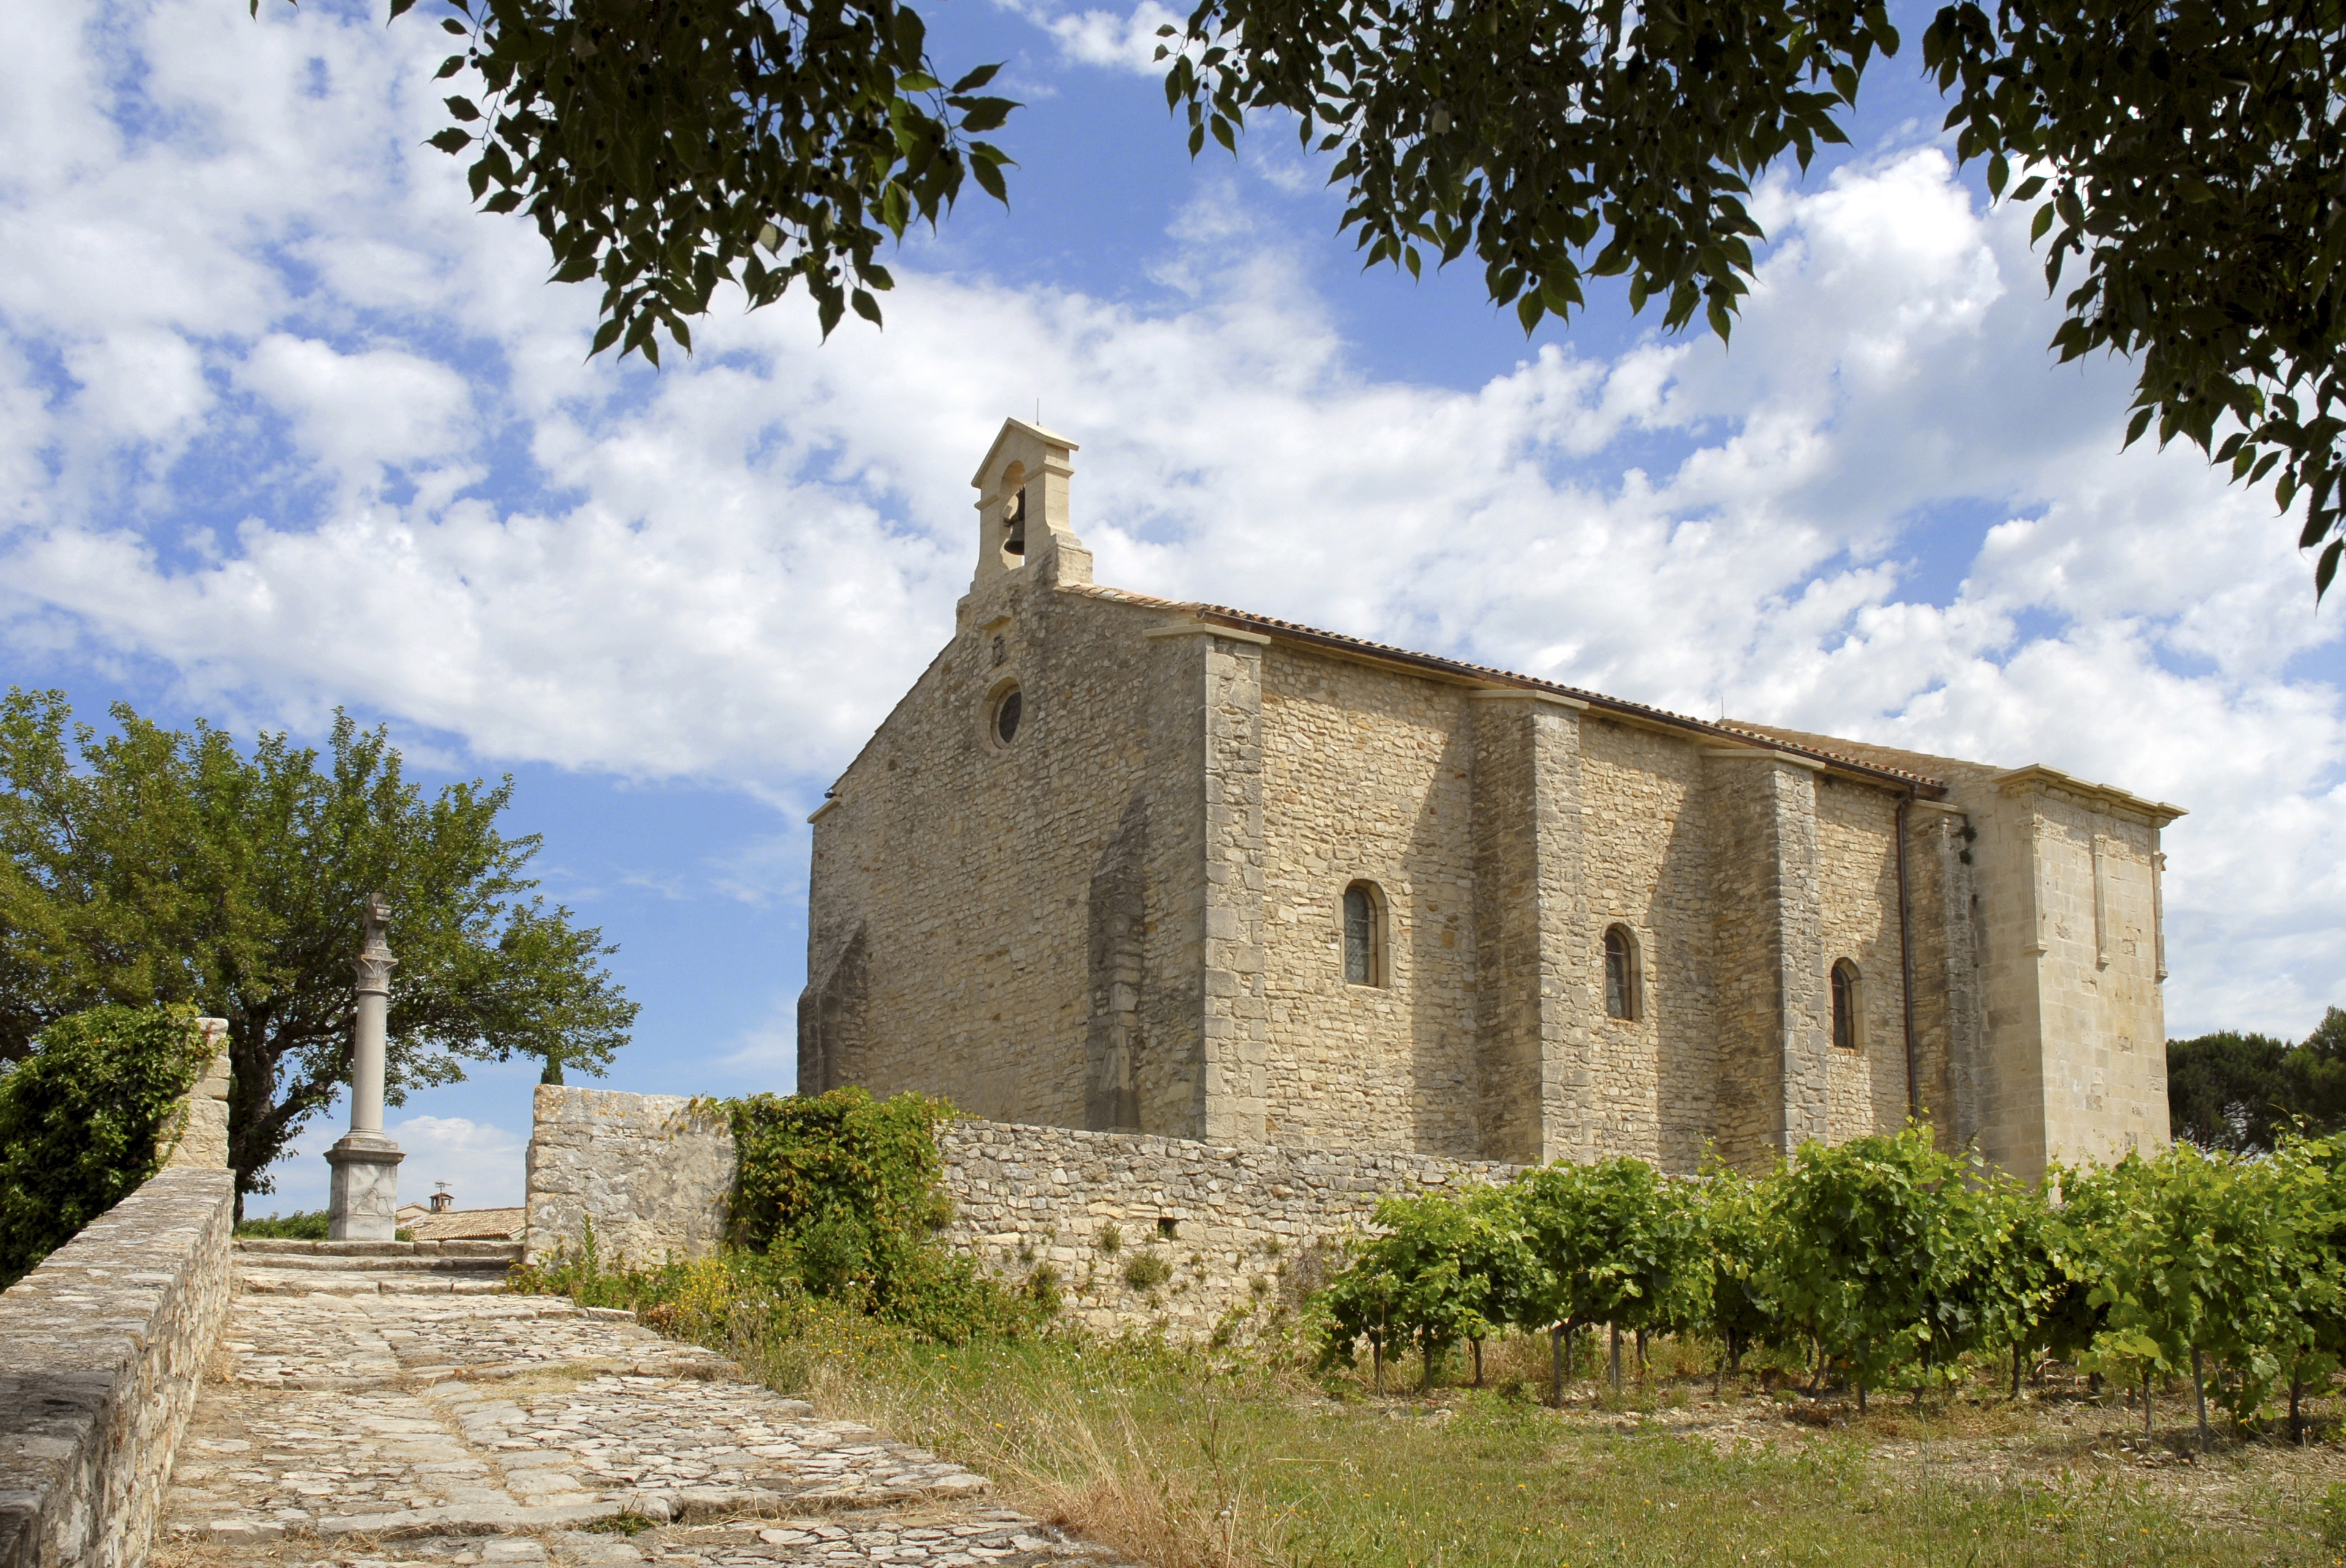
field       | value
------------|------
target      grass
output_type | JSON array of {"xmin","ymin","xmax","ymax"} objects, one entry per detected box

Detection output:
[
  {"xmin": 812, "ymin": 1339, "xmax": 2337, "ymax": 1568},
  {"xmin": 510, "ymin": 1253, "xmax": 2345, "ymax": 1568}
]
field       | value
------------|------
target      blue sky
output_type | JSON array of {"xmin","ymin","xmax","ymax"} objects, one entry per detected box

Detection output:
[{"xmin": 6, "ymin": 0, "xmax": 2342, "ymax": 1211}]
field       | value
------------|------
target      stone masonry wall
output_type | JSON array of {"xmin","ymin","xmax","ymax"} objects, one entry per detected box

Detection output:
[
  {"xmin": 523, "ymin": 1087, "xmax": 735, "ymax": 1267},
  {"xmin": 1814, "ymin": 778, "xmax": 1910, "ymax": 1143},
  {"xmin": 1578, "ymin": 718, "xmax": 1718, "ymax": 1171},
  {"xmin": 803, "ymin": 430, "xmax": 2166, "ymax": 1179},
  {"xmin": 806, "ymin": 584, "xmax": 1167, "ymax": 1133},
  {"xmin": 1904, "ymin": 806, "xmax": 1986, "ymax": 1156},
  {"xmin": 936, "ymin": 1120, "xmax": 1520, "ymax": 1339},
  {"xmin": 1258, "ymin": 645, "xmax": 1480, "ymax": 1157},
  {"xmin": 522, "ymin": 1089, "xmax": 1519, "ymax": 1340},
  {"xmin": 2030, "ymin": 787, "xmax": 2170, "ymax": 1165},
  {"xmin": 158, "ymin": 1020, "xmax": 232, "ymax": 1174},
  {"xmin": 1469, "ymin": 692, "xmax": 1593, "ymax": 1168},
  {"xmin": 0, "ymin": 1028, "xmax": 239, "ymax": 1568}
]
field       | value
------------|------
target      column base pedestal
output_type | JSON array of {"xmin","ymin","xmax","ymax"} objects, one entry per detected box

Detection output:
[{"xmin": 325, "ymin": 1135, "xmax": 406, "ymax": 1241}]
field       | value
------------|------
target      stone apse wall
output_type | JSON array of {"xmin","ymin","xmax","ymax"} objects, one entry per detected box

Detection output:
[{"xmin": 524, "ymin": 1087, "xmax": 1518, "ymax": 1338}]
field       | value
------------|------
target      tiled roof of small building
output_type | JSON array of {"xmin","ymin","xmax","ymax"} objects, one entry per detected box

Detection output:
[{"xmin": 404, "ymin": 1206, "xmax": 524, "ymax": 1242}]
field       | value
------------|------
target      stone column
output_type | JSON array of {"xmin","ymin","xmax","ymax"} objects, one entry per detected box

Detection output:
[{"xmin": 327, "ymin": 893, "xmax": 405, "ymax": 1241}]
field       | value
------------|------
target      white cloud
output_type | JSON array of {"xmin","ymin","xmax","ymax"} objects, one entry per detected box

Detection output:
[
  {"xmin": 1041, "ymin": 0, "xmax": 1182, "ymax": 72},
  {"xmin": 236, "ymin": 334, "xmax": 477, "ymax": 481},
  {"xmin": 3, "ymin": 1, "xmax": 2341, "ymax": 1052}
]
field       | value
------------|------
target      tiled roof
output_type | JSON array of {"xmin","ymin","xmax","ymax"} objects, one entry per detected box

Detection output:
[{"xmin": 404, "ymin": 1206, "xmax": 525, "ymax": 1241}]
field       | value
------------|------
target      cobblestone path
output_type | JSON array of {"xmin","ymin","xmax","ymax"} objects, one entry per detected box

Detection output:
[{"xmin": 155, "ymin": 1242, "xmax": 1139, "ymax": 1568}]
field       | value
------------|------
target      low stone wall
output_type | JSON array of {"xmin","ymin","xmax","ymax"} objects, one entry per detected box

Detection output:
[
  {"xmin": 0, "ymin": 1167, "xmax": 237, "ymax": 1568},
  {"xmin": 0, "ymin": 1012, "xmax": 240, "ymax": 1568},
  {"xmin": 935, "ymin": 1121, "xmax": 1518, "ymax": 1337},
  {"xmin": 523, "ymin": 1086, "xmax": 735, "ymax": 1267},
  {"xmin": 521, "ymin": 1088, "xmax": 1518, "ymax": 1337}
]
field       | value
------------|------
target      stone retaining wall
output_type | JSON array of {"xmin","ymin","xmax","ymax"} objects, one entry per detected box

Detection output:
[
  {"xmin": 0, "ymin": 1167, "xmax": 237, "ymax": 1568},
  {"xmin": 935, "ymin": 1120, "xmax": 1519, "ymax": 1337},
  {"xmin": 523, "ymin": 1087, "xmax": 1518, "ymax": 1337},
  {"xmin": 522, "ymin": 1087, "xmax": 736, "ymax": 1268}
]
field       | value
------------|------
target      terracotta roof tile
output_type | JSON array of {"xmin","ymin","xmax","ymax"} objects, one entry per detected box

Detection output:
[{"xmin": 404, "ymin": 1206, "xmax": 524, "ymax": 1242}]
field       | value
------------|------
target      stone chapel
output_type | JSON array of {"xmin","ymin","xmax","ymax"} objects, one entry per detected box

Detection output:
[{"xmin": 798, "ymin": 418, "xmax": 2183, "ymax": 1180}]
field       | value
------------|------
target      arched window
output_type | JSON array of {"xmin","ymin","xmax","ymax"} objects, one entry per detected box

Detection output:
[
  {"xmin": 1831, "ymin": 960, "xmax": 1862, "ymax": 1050},
  {"xmin": 1343, "ymin": 882, "xmax": 1383, "ymax": 987},
  {"xmin": 1603, "ymin": 925, "xmax": 1639, "ymax": 1020}
]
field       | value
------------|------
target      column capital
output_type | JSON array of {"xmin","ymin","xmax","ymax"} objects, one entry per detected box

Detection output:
[{"xmin": 354, "ymin": 891, "xmax": 397, "ymax": 995}]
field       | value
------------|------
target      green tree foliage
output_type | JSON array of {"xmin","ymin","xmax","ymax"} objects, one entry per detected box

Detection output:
[
  {"xmin": 1317, "ymin": 1186, "xmax": 1528, "ymax": 1389},
  {"xmin": 1694, "ymin": 1162, "xmax": 1778, "ymax": 1383},
  {"xmin": 1300, "ymin": 1129, "xmax": 2346, "ymax": 1435},
  {"xmin": 1965, "ymin": 1171, "xmax": 2063, "ymax": 1397},
  {"xmin": 2169, "ymin": 1008, "xmax": 2346, "ymax": 1153},
  {"xmin": 1921, "ymin": 0, "xmax": 2346, "ymax": 594},
  {"xmin": 1759, "ymin": 1128, "xmax": 1989, "ymax": 1408},
  {"xmin": 2062, "ymin": 1142, "xmax": 2311, "ymax": 1443},
  {"xmin": 1313, "ymin": 1236, "xmax": 1406, "ymax": 1391},
  {"xmin": 0, "ymin": 689, "xmax": 636, "ymax": 1204},
  {"xmin": 723, "ymin": 1086, "xmax": 1026, "ymax": 1342},
  {"xmin": 0, "ymin": 1004, "xmax": 212, "ymax": 1287},
  {"xmin": 282, "ymin": 0, "xmax": 1019, "ymax": 362},
  {"xmin": 1512, "ymin": 1155, "xmax": 1704, "ymax": 1391},
  {"xmin": 1171, "ymin": 0, "xmax": 2346, "ymax": 595},
  {"xmin": 289, "ymin": 0, "xmax": 2346, "ymax": 591}
]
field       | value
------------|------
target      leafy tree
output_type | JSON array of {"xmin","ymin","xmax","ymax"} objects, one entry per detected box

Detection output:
[
  {"xmin": 334, "ymin": 0, "xmax": 1019, "ymax": 362},
  {"xmin": 1315, "ymin": 1232, "xmax": 1406, "ymax": 1392},
  {"xmin": 1695, "ymin": 1162, "xmax": 1781, "ymax": 1388},
  {"xmin": 0, "ymin": 689, "xmax": 635, "ymax": 1208},
  {"xmin": 302, "ymin": 0, "xmax": 2346, "ymax": 592},
  {"xmin": 1315, "ymin": 1191, "xmax": 1487, "ymax": 1390},
  {"xmin": 1511, "ymin": 1155, "xmax": 1702, "ymax": 1395},
  {"xmin": 1760, "ymin": 1128, "xmax": 1984, "ymax": 1410},
  {"xmin": 724, "ymin": 1086, "xmax": 1028, "ymax": 1341},
  {"xmin": 1450, "ymin": 1183, "xmax": 1542, "ymax": 1385},
  {"xmin": 1961, "ymin": 1172, "xmax": 2062, "ymax": 1398},
  {"xmin": 2065, "ymin": 1143, "xmax": 2299, "ymax": 1445},
  {"xmin": 0, "ymin": 1004, "xmax": 214, "ymax": 1287},
  {"xmin": 2169, "ymin": 1009, "xmax": 2346, "ymax": 1153},
  {"xmin": 2170, "ymin": 1029, "xmax": 2297, "ymax": 1151},
  {"xmin": 2261, "ymin": 1133, "xmax": 2346, "ymax": 1442}
]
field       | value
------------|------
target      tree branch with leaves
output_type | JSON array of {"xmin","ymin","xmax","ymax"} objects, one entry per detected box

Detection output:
[{"xmin": 0, "ymin": 688, "xmax": 637, "ymax": 1208}]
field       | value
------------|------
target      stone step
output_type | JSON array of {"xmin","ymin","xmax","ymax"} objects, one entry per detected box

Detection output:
[
  {"xmin": 233, "ymin": 1252, "xmax": 515, "ymax": 1274},
  {"xmin": 237, "ymin": 1270, "xmax": 513, "ymax": 1296},
  {"xmin": 235, "ymin": 1238, "xmax": 522, "ymax": 1259}
]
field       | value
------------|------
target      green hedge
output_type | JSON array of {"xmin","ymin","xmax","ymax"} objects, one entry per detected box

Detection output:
[
  {"xmin": 718, "ymin": 1087, "xmax": 1037, "ymax": 1343},
  {"xmin": 0, "ymin": 1004, "xmax": 213, "ymax": 1288}
]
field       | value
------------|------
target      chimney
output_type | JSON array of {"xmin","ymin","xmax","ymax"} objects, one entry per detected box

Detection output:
[{"xmin": 429, "ymin": 1186, "xmax": 454, "ymax": 1214}]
